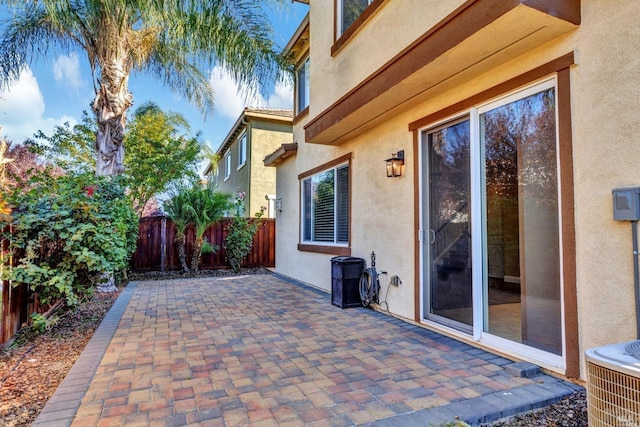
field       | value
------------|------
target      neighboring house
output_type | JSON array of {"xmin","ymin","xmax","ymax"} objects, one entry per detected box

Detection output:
[
  {"xmin": 205, "ymin": 107, "xmax": 293, "ymax": 218},
  {"xmin": 266, "ymin": 0, "xmax": 640, "ymax": 382}
]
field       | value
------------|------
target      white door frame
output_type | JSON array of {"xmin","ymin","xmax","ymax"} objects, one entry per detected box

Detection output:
[{"xmin": 418, "ymin": 77, "xmax": 566, "ymax": 373}]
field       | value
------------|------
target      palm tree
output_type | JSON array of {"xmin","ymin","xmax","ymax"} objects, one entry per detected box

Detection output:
[
  {"xmin": 164, "ymin": 190, "xmax": 193, "ymax": 273},
  {"xmin": 0, "ymin": 0, "xmax": 290, "ymax": 175},
  {"xmin": 184, "ymin": 188, "xmax": 230, "ymax": 272}
]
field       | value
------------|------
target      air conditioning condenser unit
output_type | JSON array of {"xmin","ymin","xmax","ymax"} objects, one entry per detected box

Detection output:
[{"xmin": 586, "ymin": 340, "xmax": 640, "ymax": 426}]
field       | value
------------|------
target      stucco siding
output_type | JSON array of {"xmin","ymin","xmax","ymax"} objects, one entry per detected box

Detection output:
[
  {"xmin": 277, "ymin": 0, "xmax": 640, "ymax": 380},
  {"xmin": 248, "ymin": 125, "xmax": 291, "ymax": 215},
  {"xmin": 570, "ymin": 1, "xmax": 640, "ymax": 359},
  {"xmin": 310, "ymin": 0, "xmax": 466, "ymax": 118}
]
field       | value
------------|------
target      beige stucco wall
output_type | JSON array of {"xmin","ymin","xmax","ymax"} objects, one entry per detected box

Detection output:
[
  {"xmin": 570, "ymin": 1, "xmax": 640, "ymax": 355},
  {"xmin": 215, "ymin": 135, "xmax": 249, "ymax": 202},
  {"xmin": 277, "ymin": 0, "xmax": 640, "ymax": 380},
  {"xmin": 309, "ymin": 0, "xmax": 466, "ymax": 118},
  {"xmin": 249, "ymin": 122, "xmax": 292, "ymax": 217},
  {"xmin": 216, "ymin": 119, "xmax": 292, "ymax": 217}
]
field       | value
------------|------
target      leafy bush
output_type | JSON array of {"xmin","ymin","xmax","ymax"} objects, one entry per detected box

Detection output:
[
  {"xmin": 1, "ymin": 172, "xmax": 138, "ymax": 308},
  {"xmin": 224, "ymin": 192, "xmax": 265, "ymax": 273}
]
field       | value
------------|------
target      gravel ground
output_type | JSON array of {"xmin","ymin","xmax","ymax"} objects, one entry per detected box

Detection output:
[{"xmin": 480, "ymin": 390, "xmax": 588, "ymax": 426}]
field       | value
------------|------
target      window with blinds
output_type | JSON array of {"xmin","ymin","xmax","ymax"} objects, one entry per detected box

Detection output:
[{"xmin": 302, "ymin": 163, "xmax": 349, "ymax": 245}]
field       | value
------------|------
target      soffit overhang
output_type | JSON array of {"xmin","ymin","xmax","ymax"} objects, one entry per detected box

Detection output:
[
  {"xmin": 264, "ymin": 143, "xmax": 299, "ymax": 167},
  {"xmin": 304, "ymin": 0, "xmax": 580, "ymax": 145}
]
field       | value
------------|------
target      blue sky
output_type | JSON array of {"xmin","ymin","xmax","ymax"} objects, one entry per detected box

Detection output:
[{"xmin": 0, "ymin": 2, "xmax": 308, "ymax": 174}]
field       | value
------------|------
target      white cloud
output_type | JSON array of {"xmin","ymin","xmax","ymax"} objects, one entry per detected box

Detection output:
[
  {"xmin": 266, "ymin": 79, "xmax": 294, "ymax": 109},
  {"xmin": 208, "ymin": 66, "xmax": 294, "ymax": 119},
  {"xmin": 53, "ymin": 53, "xmax": 86, "ymax": 95},
  {"xmin": 209, "ymin": 66, "xmax": 255, "ymax": 119},
  {"xmin": 0, "ymin": 68, "xmax": 77, "ymax": 143}
]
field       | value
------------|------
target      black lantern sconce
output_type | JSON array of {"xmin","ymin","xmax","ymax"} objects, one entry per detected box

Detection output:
[{"xmin": 385, "ymin": 150, "xmax": 404, "ymax": 178}]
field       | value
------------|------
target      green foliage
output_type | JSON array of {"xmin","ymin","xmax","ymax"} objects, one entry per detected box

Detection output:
[
  {"xmin": 1, "ymin": 172, "xmax": 138, "ymax": 308},
  {"xmin": 124, "ymin": 102, "xmax": 202, "ymax": 215},
  {"xmin": 224, "ymin": 192, "xmax": 266, "ymax": 273},
  {"xmin": 0, "ymin": 0, "xmax": 292, "ymax": 120},
  {"xmin": 31, "ymin": 111, "xmax": 97, "ymax": 173},
  {"xmin": 164, "ymin": 185, "xmax": 231, "ymax": 272},
  {"xmin": 184, "ymin": 188, "xmax": 231, "ymax": 241},
  {"xmin": 33, "ymin": 104, "xmax": 203, "ymax": 216},
  {"xmin": 201, "ymin": 240, "xmax": 219, "ymax": 255},
  {"xmin": 186, "ymin": 187, "xmax": 231, "ymax": 272},
  {"xmin": 30, "ymin": 313, "xmax": 50, "ymax": 334},
  {"xmin": 164, "ymin": 187, "xmax": 195, "ymax": 273}
]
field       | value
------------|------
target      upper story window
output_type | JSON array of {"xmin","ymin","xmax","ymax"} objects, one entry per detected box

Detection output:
[
  {"xmin": 296, "ymin": 56, "xmax": 310, "ymax": 114},
  {"xmin": 238, "ymin": 133, "xmax": 247, "ymax": 169},
  {"xmin": 301, "ymin": 161, "xmax": 349, "ymax": 245},
  {"xmin": 338, "ymin": 0, "xmax": 373, "ymax": 36},
  {"xmin": 224, "ymin": 151, "xmax": 231, "ymax": 180},
  {"xmin": 211, "ymin": 165, "xmax": 219, "ymax": 187}
]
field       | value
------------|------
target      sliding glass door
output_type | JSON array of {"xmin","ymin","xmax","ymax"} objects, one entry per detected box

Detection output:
[
  {"xmin": 424, "ymin": 119, "xmax": 472, "ymax": 331},
  {"xmin": 480, "ymin": 85, "xmax": 562, "ymax": 355},
  {"xmin": 422, "ymin": 78, "xmax": 563, "ymax": 361}
]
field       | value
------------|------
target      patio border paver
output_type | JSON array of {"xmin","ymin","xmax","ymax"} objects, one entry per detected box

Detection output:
[{"xmin": 32, "ymin": 281, "xmax": 138, "ymax": 427}]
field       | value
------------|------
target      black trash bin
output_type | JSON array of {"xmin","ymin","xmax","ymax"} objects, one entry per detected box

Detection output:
[{"xmin": 331, "ymin": 256, "xmax": 365, "ymax": 308}]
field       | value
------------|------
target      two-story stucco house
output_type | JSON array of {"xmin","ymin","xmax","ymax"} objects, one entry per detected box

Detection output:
[
  {"xmin": 205, "ymin": 107, "xmax": 293, "ymax": 218},
  {"xmin": 266, "ymin": 0, "xmax": 640, "ymax": 382}
]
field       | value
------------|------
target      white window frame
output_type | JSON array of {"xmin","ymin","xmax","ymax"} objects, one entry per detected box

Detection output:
[
  {"xmin": 300, "ymin": 162, "xmax": 349, "ymax": 246},
  {"xmin": 211, "ymin": 164, "xmax": 219, "ymax": 187},
  {"xmin": 296, "ymin": 56, "xmax": 310, "ymax": 114},
  {"xmin": 224, "ymin": 151, "xmax": 231, "ymax": 181},
  {"xmin": 237, "ymin": 133, "xmax": 247, "ymax": 170},
  {"xmin": 418, "ymin": 77, "xmax": 566, "ymax": 373},
  {"xmin": 336, "ymin": 0, "xmax": 374, "ymax": 37}
]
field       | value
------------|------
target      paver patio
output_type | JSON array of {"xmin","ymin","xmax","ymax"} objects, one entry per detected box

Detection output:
[{"xmin": 33, "ymin": 273, "xmax": 582, "ymax": 426}]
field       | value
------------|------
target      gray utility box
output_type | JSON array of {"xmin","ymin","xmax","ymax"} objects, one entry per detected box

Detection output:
[
  {"xmin": 331, "ymin": 256, "xmax": 365, "ymax": 308},
  {"xmin": 613, "ymin": 187, "xmax": 640, "ymax": 221}
]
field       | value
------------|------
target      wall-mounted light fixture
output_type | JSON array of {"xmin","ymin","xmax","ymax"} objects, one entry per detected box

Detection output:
[{"xmin": 385, "ymin": 150, "xmax": 404, "ymax": 177}]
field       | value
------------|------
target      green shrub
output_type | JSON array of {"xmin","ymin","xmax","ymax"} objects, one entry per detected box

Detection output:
[
  {"xmin": 1, "ymin": 172, "xmax": 138, "ymax": 308},
  {"xmin": 224, "ymin": 192, "xmax": 265, "ymax": 273}
]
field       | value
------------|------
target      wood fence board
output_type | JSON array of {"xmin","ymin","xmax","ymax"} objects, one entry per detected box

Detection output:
[
  {"xmin": 130, "ymin": 216, "xmax": 275, "ymax": 271},
  {"xmin": 1, "ymin": 226, "xmax": 31, "ymax": 346}
]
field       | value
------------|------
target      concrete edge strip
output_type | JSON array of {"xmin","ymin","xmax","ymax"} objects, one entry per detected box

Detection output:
[
  {"xmin": 365, "ymin": 375, "xmax": 583, "ymax": 426},
  {"xmin": 32, "ymin": 281, "xmax": 139, "ymax": 427}
]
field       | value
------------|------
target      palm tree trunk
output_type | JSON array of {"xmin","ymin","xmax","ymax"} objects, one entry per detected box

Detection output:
[
  {"xmin": 191, "ymin": 237, "xmax": 203, "ymax": 273},
  {"xmin": 95, "ymin": 118, "xmax": 126, "ymax": 175},
  {"xmin": 93, "ymin": 58, "xmax": 133, "ymax": 176},
  {"xmin": 176, "ymin": 233, "xmax": 189, "ymax": 273}
]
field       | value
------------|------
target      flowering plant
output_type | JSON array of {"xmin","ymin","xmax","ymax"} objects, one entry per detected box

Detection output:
[{"xmin": 224, "ymin": 192, "xmax": 266, "ymax": 272}]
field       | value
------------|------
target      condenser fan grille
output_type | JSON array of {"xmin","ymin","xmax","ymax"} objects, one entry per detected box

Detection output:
[{"xmin": 625, "ymin": 340, "xmax": 640, "ymax": 360}]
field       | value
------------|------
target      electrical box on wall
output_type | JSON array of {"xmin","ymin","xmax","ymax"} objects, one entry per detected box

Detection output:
[{"xmin": 613, "ymin": 187, "xmax": 640, "ymax": 221}]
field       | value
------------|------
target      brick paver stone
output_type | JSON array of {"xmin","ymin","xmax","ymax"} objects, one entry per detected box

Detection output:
[{"xmin": 34, "ymin": 274, "xmax": 582, "ymax": 426}]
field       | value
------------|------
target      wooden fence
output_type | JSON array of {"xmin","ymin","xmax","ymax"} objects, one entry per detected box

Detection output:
[
  {"xmin": 1, "ymin": 217, "xmax": 275, "ymax": 346},
  {"xmin": 131, "ymin": 216, "xmax": 276, "ymax": 271},
  {"xmin": 1, "ymin": 226, "xmax": 35, "ymax": 346}
]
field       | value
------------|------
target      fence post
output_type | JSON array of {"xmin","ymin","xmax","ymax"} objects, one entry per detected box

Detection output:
[{"xmin": 161, "ymin": 216, "xmax": 167, "ymax": 272}]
